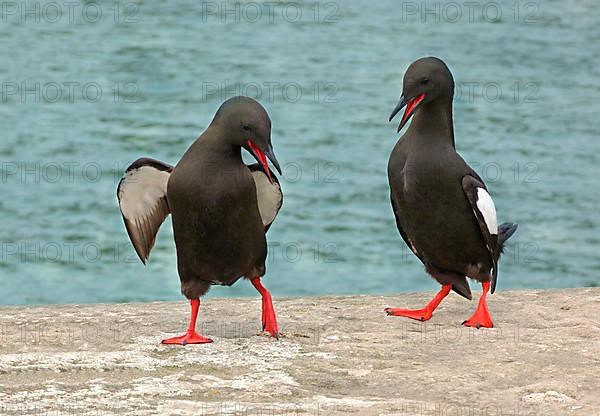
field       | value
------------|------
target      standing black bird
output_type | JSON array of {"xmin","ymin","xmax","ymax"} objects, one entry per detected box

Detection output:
[
  {"xmin": 386, "ymin": 57, "xmax": 517, "ymax": 328},
  {"xmin": 117, "ymin": 96, "xmax": 283, "ymax": 344}
]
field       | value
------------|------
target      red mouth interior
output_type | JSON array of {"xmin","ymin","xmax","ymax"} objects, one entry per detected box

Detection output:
[
  {"xmin": 401, "ymin": 93, "xmax": 426, "ymax": 127},
  {"xmin": 247, "ymin": 140, "xmax": 272, "ymax": 182}
]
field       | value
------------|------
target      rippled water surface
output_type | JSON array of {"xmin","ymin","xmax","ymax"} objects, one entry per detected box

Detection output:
[{"xmin": 1, "ymin": 0, "xmax": 599, "ymax": 305}]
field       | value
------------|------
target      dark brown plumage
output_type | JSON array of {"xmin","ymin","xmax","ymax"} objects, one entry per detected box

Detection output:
[
  {"xmin": 117, "ymin": 96, "xmax": 283, "ymax": 344},
  {"xmin": 386, "ymin": 57, "xmax": 517, "ymax": 328}
]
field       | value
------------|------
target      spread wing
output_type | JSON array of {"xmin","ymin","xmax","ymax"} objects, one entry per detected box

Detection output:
[
  {"xmin": 117, "ymin": 158, "xmax": 173, "ymax": 264},
  {"xmin": 462, "ymin": 174, "xmax": 500, "ymax": 292},
  {"xmin": 248, "ymin": 163, "xmax": 283, "ymax": 232}
]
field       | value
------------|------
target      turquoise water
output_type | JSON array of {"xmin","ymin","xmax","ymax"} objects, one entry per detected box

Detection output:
[{"xmin": 0, "ymin": 0, "xmax": 599, "ymax": 305}]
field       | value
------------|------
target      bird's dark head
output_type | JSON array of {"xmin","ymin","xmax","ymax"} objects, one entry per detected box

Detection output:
[
  {"xmin": 389, "ymin": 57, "xmax": 455, "ymax": 132},
  {"xmin": 212, "ymin": 96, "xmax": 281, "ymax": 181}
]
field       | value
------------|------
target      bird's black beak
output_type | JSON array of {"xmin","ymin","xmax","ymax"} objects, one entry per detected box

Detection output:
[
  {"xmin": 389, "ymin": 96, "xmax": 407, "ymax": 122},
  {"xmin": 264, "ymin": 145, "xmax": 282, "ymax": 176},
  {"xmin": 389, "ymin": 93, "xmax": 426, "ymax": 133},
  {"xmin": 247, "ymin": 140, "xmax": 281, "ymax": 183}
]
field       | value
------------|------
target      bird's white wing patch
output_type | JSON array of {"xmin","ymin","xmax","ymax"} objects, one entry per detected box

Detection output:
[
  {"xmin": 252, "ymin": 170, "xmax": 282, "ymax": 227},
  {"xmin": 476, "ymin": 188, "xmax": 498, "ymax": 235},
  {"xmin": 118, "ymin": 164, "xmax": 171, "ymax": 263}
]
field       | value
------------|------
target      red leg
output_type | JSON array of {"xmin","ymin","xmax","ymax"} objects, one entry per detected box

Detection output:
[
  {"xmin": 463, "ymin": 282, "xmax": 494, "ymax": 328},
  {"xmin": 251, "ymin": 277, "xmax": 279, "ymax": 339},
  {"xmin": 162, "ymin": 299, "xmax": 213, "ymax": 345},
  {"xmin": 385, "ymin": 284, "xmax": 452, "ymax": 321}
]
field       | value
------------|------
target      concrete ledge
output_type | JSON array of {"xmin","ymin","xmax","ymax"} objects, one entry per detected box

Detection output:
[{"xmin": 1, "ymin": 288, "xmax": 599, "ymax": 415}]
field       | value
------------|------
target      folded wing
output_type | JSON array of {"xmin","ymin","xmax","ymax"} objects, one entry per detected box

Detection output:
[
  {"xmin": 248, "ymin": 163, "xmax": 283, "ymax": 232},
  {"xmin": 462, "ymin": 174, "xmax": 500, "ymax": 292},
  {"xmin": 117, "ymin": 158, "xmax": 173, "ymax": 264}
]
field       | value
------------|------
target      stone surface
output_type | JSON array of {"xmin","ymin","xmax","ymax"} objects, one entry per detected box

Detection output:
[{"xmin": 0, "ymin": 288, "xmax": 599, "ymax": 415}]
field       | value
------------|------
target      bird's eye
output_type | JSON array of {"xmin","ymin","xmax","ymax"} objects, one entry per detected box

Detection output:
[
  {"xmin": 242, "ymin": 124, "xmax": 251, "ymax": 132},
  {"xmin": 421, "ymin": 78, "xmax": 430, "ymax": 86}
]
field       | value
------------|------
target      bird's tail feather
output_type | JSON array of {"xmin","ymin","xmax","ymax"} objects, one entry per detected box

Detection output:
[
  {"xmin": 452, "ymin": 277, "xmax": 473, "ymax": 301},
  {"xmin": 498, "ymin": 222, "xmax": 518, "ymax": 253},
  {"xmin": 491, "ymin": 222, "xmax": 518, "ymax": 294}
]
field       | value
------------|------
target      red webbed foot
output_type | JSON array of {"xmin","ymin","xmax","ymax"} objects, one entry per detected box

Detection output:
[
  {"xmin": 385, "ymin": 284, "xmax": 451, "ymax": 322},
  {"xmin": 162, "ymin": 299, "xmax": 213, "ymax": 345},
  {"xmin": 463, "ymin": 282, "xmax": 494, "ymax": 329},
  {"xmin": 162, "ymin": 331, "xmax": 213, "ymax": 345},
  {"xmin": 251, "ymin": 277, "xmax": 280, "ymax": 339},
  {"xmin": 462, "ymin": 310, "xmax": 493, "ymax": 329},
  {"xmin": 385, "ymin": 307, "xmax": 432, "ymax": 321},
  {"xmin": 261, "ymin": 296, "xmax": 279, "ymax": 338}
]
